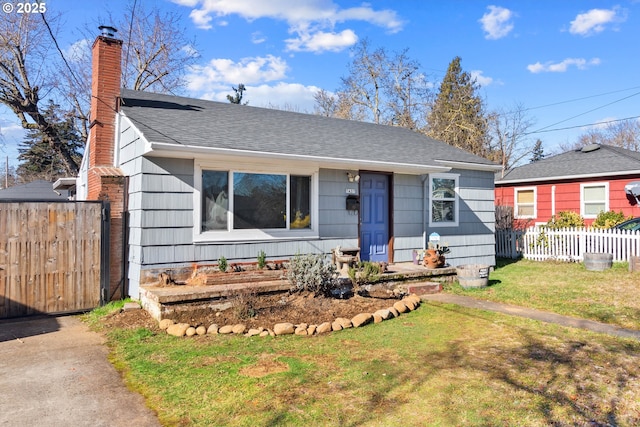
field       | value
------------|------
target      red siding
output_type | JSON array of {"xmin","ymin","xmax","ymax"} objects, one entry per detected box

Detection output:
[{"xmin": 495, "ymin": 176, "xmax": 640, "ymax": 226}]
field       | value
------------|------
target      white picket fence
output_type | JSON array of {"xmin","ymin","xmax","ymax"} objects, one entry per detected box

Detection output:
[{"xmin": 496, "ymin": 226, "xmax": 640, "ymax": 262}]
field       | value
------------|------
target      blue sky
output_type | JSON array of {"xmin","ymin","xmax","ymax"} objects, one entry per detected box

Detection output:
[{"xmin": 1, "ymin": 0, "xmax": 639, "ymax": 170}]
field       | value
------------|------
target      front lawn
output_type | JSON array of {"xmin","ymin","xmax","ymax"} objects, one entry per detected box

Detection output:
[
  {"xmin": 93, "ymin": 259, "xmax": 640, "ymax": 427},
  {"xmin": 447, "ymin": 258, "xmax": 640, "ymax": 330}
]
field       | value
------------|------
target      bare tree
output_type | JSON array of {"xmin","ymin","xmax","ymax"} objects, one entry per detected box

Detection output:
[
  {"xmin": 0, "ymin": 3, "xmax": 198, "ymax": 176},
  {"xmin": 487, "ymin": 103, "xmax": 536, "ymax": 176},
  {"xmin": 340, "ymin": 39, "xmax": 387, "ymax": 124},
  {"xmin": 0, "ymin": 13, "xmax": 80, "ymax": 174},
  {"xmin": 561, "ymin": 119, "xmax": 640, "ymax": 152},
  {"xmin": 116, "ymin": 3, "xmax": 197, "ymax": 93},
  {"xmin": 317, "ymin": 39, "xmax": 431, "ymax": 128},
  {"xmin": 383, "ymin": 48, "xmax": 430, "ymax": 130}
]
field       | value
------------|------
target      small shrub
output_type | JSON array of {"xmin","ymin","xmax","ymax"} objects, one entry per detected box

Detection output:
[
  {"xmin": 257, "ymin": 250, "xmax": 267, "ymax": 269},
  {"xmin": 218, "ymin": 256, "xmax": 228, "ymax": 273},
  {"xmin": 545, "ymin": 211, "xmax": 584, "ymax": 229},
  {"xmin": 286, "ymin": 253, "xmax": 337, "ymax": 295},
  {"xmin": 348, "ymin": 261, "xmax": 381, "ymax": 287},
  {"xmin": 230, "ymin": 287, "xmax": 258, "ymax": 319},
  {"xmin": 592, "ymin": 210, "xmax": 632, "ymax": 229}
]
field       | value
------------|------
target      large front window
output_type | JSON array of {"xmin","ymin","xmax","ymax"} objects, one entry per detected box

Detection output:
[
  {"xmin": 429, "ymin": 173, "xmax": 459, "ymax": 227},
  {"xmin": 201, "ymin": 170, "xmax": 312, "ymax": 232}
]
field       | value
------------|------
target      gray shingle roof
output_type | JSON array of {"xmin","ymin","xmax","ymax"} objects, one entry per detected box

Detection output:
[
  {"xmin": 496, "ymin": 144, "xmax": 640, "ymax": 183},
  {"xmin": 0, "ymin": 180, "xmax": 69, "ymax": 200},
  {"xmin": 119, "ymin": 89, "xmax": 498, "ymax": 170}
]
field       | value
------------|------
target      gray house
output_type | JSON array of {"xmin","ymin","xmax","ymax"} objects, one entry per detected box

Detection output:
[{"xmin": 79, "ymin": 31, "xmax": 501, "ymax": 299}]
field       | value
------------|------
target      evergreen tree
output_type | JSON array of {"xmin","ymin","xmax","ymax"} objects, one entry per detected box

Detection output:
[
  {"xmin": 17, "ymin": 101, "xmax": 83, "ymax": 181},
  {"xmin": 425, "ymin": 56, "xmax": 488, "ymax": 157},
  {"xmin": 530, "ymin": 139, "xmax": 545, "ymax": 163},
  {"xmin": 227, "ymin": 84, "xmax": 247, "ymax": 105}
]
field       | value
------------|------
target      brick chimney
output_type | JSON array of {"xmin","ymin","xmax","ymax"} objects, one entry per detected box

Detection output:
[
  {"xmin": 87, "ymin": 26, "xmax": 126, "ymax": 300},
  {"xmin": 87, "ymin": 26, "xmax": 123, "ymax": 198}
]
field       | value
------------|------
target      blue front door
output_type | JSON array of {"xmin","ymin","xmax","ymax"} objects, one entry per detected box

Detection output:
[{"xmin": 360, "ymin": 173, "xmax": 389, "ymax": 262}]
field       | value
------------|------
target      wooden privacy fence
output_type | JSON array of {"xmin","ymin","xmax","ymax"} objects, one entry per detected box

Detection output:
[
  {"xmin": 0, "ymin": 201, "xmax": 108, "ymax": 318},
  {"xmin": 496, "ymin": 226, "xmax": 640, "ymax": 262}
]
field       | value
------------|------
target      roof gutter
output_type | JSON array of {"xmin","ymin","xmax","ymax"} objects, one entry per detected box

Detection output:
[
  {"xmin": 434, "ymin": 159, "xmax": 503, "ymax": 172},
  {"xmin": 146, "ymin": 141, "xmax": 452, "ymax": 175}
]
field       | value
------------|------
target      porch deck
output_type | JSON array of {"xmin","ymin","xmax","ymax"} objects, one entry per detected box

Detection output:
[{"xmin": 140, "ymin": 262, "xmax": 455, "ymax": 321}]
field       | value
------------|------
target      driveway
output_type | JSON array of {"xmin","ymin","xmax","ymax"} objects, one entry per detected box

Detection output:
[{"xmin": 0, "ymin": 315, "xmax": 160, "ymax": 427}]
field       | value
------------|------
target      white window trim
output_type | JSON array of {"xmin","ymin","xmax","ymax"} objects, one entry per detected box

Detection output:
[
  {"xmin": 514, "ymin": 186, "xmax": 537, "ymax": 219},
  {"xmin": 428, "ymin": 173, "xmax": 459, "ymax": 228},
  {"xmin": 580, "ymin": 182, "xmax": 609, "ymax": 219},
  {"xmin": 194, "ymin": 160, "xmax": 319, "ymax": 243}
]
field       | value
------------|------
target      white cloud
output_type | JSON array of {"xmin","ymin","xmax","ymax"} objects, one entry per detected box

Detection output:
[
  {"xmin": 470, "ymin": 70, "xmax": 493, "ymax": 87},
  {"xmin": 286, "ymin": 29, "xmax": 358, "ymax": 53},
  {"xmin": 527, "ymin": 57, "xmax": 601, "ymax": 73},
  {"xmin": 569, "ymin": 7, "xmax": 625, "ymax": 36},
  {"xmin": 64, "ymin": 39, "xmax": 91, "ymax": 62},
  {"xmin": 251, "ymin": 31, "xmax": 266, "ymax": 44},
  {"xmin": 186, "ymin": 55, "xmax": 289, "ymax": 91},
  {"xmin": 479, "ymin": 5, "xmax": 515, "ymax": 40},
  {"xmin": 173, "ymin": 0, "xmax": 403, "ymax": 52},
  {"xmin": 198, "ymin": 82, "xmax": 321, "ymax": 112}
]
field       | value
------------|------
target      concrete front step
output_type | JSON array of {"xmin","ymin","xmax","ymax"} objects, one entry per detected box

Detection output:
[{"xmin": 405, "ymin": 282, "xmax": 443, "ymax": 295}]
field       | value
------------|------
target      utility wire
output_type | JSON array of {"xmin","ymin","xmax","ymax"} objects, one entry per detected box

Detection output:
[
  {"xmin": 522, "ymin": 85, "xmax": 640, "ymax": 112},
  {"xmin": 39, "ymin": 10, "xmax": 85, "ymax": 93},
  {"xmin": 528, "ymin": 91, "xmax": 640, "ymax": 134},
  {"xmin": 524, "ymin": 115, "xmax": 640, "ymax": 135}
]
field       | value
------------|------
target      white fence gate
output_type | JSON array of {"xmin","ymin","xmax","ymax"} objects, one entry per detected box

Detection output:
[{"xmin": 496, "ymin": 227, "xmax": 640, "ymax": 262}]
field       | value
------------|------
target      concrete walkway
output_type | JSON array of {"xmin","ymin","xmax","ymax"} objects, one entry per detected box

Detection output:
[
  {"xmin": 422, "ymin": 293, "xmax": 640, "ymax": 341},
  {"xmin": 0, "ymin": 315, "xmax": 160, "ymax": 427}
]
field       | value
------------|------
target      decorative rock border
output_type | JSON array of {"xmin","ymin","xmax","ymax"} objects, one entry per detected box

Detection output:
[{"xmin": 159, "ymin": 294, "xmax": 423, "ymax": 338}]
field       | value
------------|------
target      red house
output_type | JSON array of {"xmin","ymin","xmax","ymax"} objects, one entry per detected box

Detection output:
[{"xmin": 495, "ymin": 144, "xmax": 640, "ymax": 227}]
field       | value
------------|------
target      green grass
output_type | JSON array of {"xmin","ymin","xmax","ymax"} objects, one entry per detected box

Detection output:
[
  {"xmin": 446, "ymin": 258, "xmax": 640, "ymax": 330},
  {"xmin": 92, "ymin": 259, "xmax": 640, "ymax": 426}
]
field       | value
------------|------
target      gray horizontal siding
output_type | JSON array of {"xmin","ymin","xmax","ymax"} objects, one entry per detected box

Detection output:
[
  {"xmin": 319, "ymin": 169, "xmax": 358, "ymax": 238},
  {"xmin": 393, "ymin": 174, "xmax": 423, "ymax": 238}
]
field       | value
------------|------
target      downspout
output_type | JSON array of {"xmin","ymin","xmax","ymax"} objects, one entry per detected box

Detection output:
[
  {"xmin": 552, "ymin": 185, "xmax": 556, "ymax": 217},
  {"xmin": 421, "ymin": 174, "xmax": 429, "ymax": 250}
]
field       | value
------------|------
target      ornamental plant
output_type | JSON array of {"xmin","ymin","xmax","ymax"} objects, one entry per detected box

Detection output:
[{"xmin": 286, "ymin": 253, "xmax": 337, "ymax": 296}]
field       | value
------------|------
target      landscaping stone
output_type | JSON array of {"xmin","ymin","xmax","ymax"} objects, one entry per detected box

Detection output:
[
  {"xmin": 246, "ymin": 328, "xmax": 262, "ymax": 337},
  {"xmin": 232, "ymin": 324, "xmax": 247, "ymax": 334},
  {"xmin": 294, "ymin": 326, "xmax": 308, "ymax": 335},
  {"xmin": 159, "ymin": 319, "xmax": 174, "ymax": 330},
  {"xmin": 404, "ymin": 299, "xmax": 417, "ymax": 311},
  {"xmin": 335, "ymin": 317, "xmax": 352, "ymax": 329},
  {"xmin": 218, "ymin": 325, "xmax": 234, "ymax": 334},
  {"xmin": 307, "ymin": 325, "xmax": 317, "ymax": 335},
  {"xmin": 207, "ymin": 324, "xmax": 219, "ymax": 334},
  {"xmin": 195, "ymin": 326, "xmax": 207, "ymax": 335},
  {"xmin": 374, "ymin": 309, "xmax": 392, "ymax": 320},
  {"xmin": 393, "ymin": 301, "xmax": 409, "ymax": 313},
  {"xmin": 331, "ymin": 320, "xmax": 343, "ymax": 331},
  {"xmin": 317, "ymin": 322, "xmax": 332, "ymax": 334},
  {"xmin": 373, "ymin": 313, "xmax": 383, "ymax": 323},
  {"xmin": 388, "ymin": 306, "xmax": 400, "ymax": 317},
  {"xmin": 185, "ymin": 327, "xmax": 197, "ymax": 337},
  {"xmin": 352, "ymin": 313, "xmax": 373, "ymax": 328},
  {"xmin": 167, "ymin": 323, "xmax": 190, "ymax": 337},
  {"xmin": 273, "ymin": 323, "xmax": 295, "ymax": 335},
  {"xmin": 259, "ymin": 330, "xmax": 270, "ymax": 337}
]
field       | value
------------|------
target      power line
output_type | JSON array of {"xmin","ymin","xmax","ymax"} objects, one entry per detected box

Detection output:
[
  {"xmin": 39, "ymin": 11, "xmax": 84, "ymax": 94},
  {"xmin": 529, "ymin": 90, "xmax": 640, "ymax": 134},
  {"xmin": 524, "ymin": 115, "xmax": 640, "ymax": 135},
  {"xmin": 522, "ymin": 85, "xmax": 640, "ymax": 112}
]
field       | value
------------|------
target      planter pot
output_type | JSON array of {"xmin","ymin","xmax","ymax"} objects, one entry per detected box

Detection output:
[
  {"xmin": 456, "ymin": 264, "xmax": 490, "ymax": 289},
  {"xmin": 423, "ymin": 249, "xmax": 445, "ymax": 269},
  {"xmin": 584, "ymin": 252, "xmax": 613, "ymax": 271}
]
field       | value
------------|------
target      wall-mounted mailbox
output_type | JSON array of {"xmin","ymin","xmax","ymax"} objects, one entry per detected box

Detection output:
[{"xmin": 346, "ymin": 195, "xmax": 360, "ymax": 211}]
